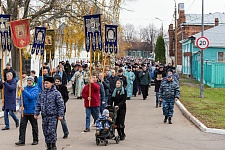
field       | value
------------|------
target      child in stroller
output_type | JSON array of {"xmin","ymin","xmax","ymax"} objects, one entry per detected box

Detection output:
[{"xmin": 95, "ymin": 107, "xmax": 120, "ymax": 146}]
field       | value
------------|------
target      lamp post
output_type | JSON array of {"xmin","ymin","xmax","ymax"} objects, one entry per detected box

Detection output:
[
  {"xmin": 155, "ymin": 17, "xmax": 163, "ymax": 36},
  {"xmin": 174, "ymin": 0, "xmax": 178, "ymax": 69}
]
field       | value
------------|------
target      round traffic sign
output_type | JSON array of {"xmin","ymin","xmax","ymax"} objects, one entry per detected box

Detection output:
[{"xmin": 196, "ymin": 36, "xmax": 209, "ymax": 50}]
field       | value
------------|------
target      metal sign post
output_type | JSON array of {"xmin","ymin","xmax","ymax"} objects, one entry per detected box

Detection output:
[{"xmin": 196, "ymin": 36, "xmax": 209, "ymax": 98}]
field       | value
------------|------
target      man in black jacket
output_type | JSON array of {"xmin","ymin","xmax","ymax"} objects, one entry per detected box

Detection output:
[
  {"xmin": 155, "ymin": 66, "xmax": 167, "ymax": 107},
  {"xmin": 3, "ymin": 62, "xmax": 16, "ymax": 81},
  {"xmin": 107, "ymin": 69, "xmax": 120, "ymax": 101},
  {"xmin": 54, "ymin": 76, "xmax": 69, "ymax": 139},
  {"xmin": 139, "ymin": 66, "xmax": 151, "ymax": 100},
  {"xmin": 117, "ymin": 69, "xmax": 127, "ymax": 88},
  {"xmin": 132, "ymin": 66, "xmax": 139, "ymax": 97},
  {"xmin": 64, "ymin": 61, "xmax": 71, "ymax": 81}
]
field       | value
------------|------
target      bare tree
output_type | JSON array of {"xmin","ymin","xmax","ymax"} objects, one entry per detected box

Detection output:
[
  {"xmin": 123, "ymin": 23, "xmax": 137, "ymax": 42},
  {"xmin": 0, "ymin": 0, "xmax": 129, "ymax": 71}
]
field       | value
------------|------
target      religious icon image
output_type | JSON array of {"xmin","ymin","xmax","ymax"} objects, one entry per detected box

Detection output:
[
  {"xmin": 37, "ymin": 32, "xmax": 43, "ymax": 42},
  {"xmin": 45, "ymin": 35, "xmax": 52, "ymax": 45},
  {"xmin": 108, "ymin": 30, "xmax": 114, "ymax": 40},
  {"xmin": 91, "ymin": 21, "xmax": 96, "ymax": 29},
  {"xmin": 15, "ymin": 25, "xmax": 25, "ymax": 38}
]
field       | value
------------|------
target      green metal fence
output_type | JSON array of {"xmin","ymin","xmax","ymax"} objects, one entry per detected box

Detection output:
[{"xmin": 192, "ymin": 60, "xmax": 225, "ymax": 88}]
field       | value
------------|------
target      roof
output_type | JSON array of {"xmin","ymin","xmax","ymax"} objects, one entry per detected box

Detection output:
[
  {"xmin": 128, "ymin": 42, "xmax": 152, "ymax": 52},
  {"xmin": 186, "ymin": 25, "xmax": 225, "ymax": 48},
  {"xmin": 184, "ymin": 12, "xmax": 225, "ymax": 26}
]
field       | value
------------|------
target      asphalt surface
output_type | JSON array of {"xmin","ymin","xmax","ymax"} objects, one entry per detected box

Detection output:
[{"xmin": 0, "ymin": 87, "xmax": 225, "ymax": 150}]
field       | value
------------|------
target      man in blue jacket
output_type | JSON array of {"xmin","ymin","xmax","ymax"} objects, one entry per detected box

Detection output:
[
  {"xmin": 2, "ymin": 72, "xmax": 19, "ymax": 130},
  {"xmin": 37, "ymin": 68, "xmax": 49, "ymax": 92},
  {"xmin": 15, "ymin": 76, "xmax": 39, "ymax": 146}
]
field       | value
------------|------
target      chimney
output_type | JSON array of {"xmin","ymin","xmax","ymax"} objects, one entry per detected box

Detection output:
[
  {"xmin": 168, "ymin": 24, "xmax": 175, "ymax": 56},
  {"xmin": 178, "ymin": 3, "xmax": 186, "ymax": 25},
  {"xmin": 215, "ymin": 18, "xmax": 219, "ymax": 26}
]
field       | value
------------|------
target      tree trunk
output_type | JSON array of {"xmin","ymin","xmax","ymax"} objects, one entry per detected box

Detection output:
[{"xmin": 11, "ymin": 46, "xmax": 20, "ymax": 74}]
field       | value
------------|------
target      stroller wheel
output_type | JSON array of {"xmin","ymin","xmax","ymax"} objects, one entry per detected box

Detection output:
[
  {"xmin": 115, "ymin": 136, "xmax": 120, "ymax": 144},
  {"xmin": 96, "ymin": 138, "xmax": 100, "ymax": 145},
  {"xmin": 104, "ymin": 140, "xmax": 108, "ymax": 146}
]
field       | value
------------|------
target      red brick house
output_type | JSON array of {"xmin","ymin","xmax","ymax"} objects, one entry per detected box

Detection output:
[{"xmin": 168, "ymin": 3, "xmax": 225, "ymax": 69}]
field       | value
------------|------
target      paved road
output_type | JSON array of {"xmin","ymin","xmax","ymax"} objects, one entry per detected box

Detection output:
[{"xmin": 0, "ymin": 87, "xmax": 225, "ymax": 150}]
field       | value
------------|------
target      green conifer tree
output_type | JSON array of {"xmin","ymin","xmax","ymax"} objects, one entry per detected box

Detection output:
[{"xmin": 155, "ymin": 35, "xmax": 166, "ymax": 64}]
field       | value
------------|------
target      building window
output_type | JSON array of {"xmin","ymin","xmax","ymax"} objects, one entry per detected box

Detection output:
[
  {"xmin": 218, "ymin": 52, "xmax": 224, "ymax": 62},
  {"xmin": 128, "ymin": 51, "xmax": 131, "ymax": 56},
  {"xmin": 143, "ymin": 51, "xmax": 147, "ymax": 57},
  {"xmin": 132, "ymin": 51, "xmax": 136, "ymax": 56},
  {"xmin": 137, "ymin": 52, "xmax": 141, "ymax": 57}
]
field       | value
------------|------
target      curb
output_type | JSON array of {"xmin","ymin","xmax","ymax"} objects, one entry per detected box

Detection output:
[{"xmin": 176, "ymin": 100, "xmax": 225, "ymax": 135}]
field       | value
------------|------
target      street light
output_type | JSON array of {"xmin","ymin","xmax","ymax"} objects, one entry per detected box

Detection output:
[
  {"xmin": 155, "ymin": 17, "xmax": 163, "ymax": 36},
  {"xmin": 173, "ymin": 0, "xmax": 178, "ymax": 69}
]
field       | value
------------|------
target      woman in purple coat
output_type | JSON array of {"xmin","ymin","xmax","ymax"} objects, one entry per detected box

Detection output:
[{"xmin": 2, "ymin": 72, "xmax": 19, "ymax": 130}]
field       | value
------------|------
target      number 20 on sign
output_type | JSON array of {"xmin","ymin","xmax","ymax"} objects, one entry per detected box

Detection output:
[{"xmin": 196, "ymin": 36, "xmax": 209, "ymax": 50}]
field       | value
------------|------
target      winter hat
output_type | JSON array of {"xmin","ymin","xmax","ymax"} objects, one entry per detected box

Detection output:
[
  {"xmin": 6, "ymin": 62, "xmax": 11, "ymax": 66},
  {"xmin": 44, "ymin": 76, "xmax": 55, "ymax": 83},
  {"xmin": 102, "ymin": 109, "xmax": 109, "ymax": 116},
  {"xmin": 27, "ymin": 76, "xmax": 34, "ymax": 83},
  {"xmin": 127, "ymin": 65, "xmax": 132, "ymax": 69}
]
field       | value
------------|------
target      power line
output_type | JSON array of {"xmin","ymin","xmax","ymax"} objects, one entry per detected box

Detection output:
[{"xmin": 186, "ymin": 0, "xmax": 196, "ymax": 11}]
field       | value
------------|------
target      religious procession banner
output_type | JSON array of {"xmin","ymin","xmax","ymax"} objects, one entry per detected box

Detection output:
[
  {"xmin": 84, "ymin": 14, "xmax": 102, "ymax": 52},
  {"xmin": 31, "ymin": 27, "xmax": 47, "ymax": 55},
  {"xmin": 10, "ymin": 18, "xmax": 30, "ymax": 48},
  {"xmin": 0, "ymin": 14, "xmax": 12, "ymax": 51},
  {"xmin": 105, "ymin": 24, "xmax": 118, "ymax": 54},
  {"xmin": 45, "ymin": 29, "xmax": 55, "ymax": 61}
]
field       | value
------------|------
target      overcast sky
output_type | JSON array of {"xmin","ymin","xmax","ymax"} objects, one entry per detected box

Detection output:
[{"xmin": 119, "ymin": 0, "xmax": 225, "ymax": 31}]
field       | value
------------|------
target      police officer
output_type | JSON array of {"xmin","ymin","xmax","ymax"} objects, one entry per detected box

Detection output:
[
  {"xmin": 34, "ymin": 76, "xmax": 64, "ymax": 150},
  {"xmin": 159, "ymin": 74, "xmax": 180, "ymax": 124}
]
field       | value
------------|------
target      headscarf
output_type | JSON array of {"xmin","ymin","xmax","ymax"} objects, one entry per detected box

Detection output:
[{"xmin": 112, "ymin": 81, "xmax": 125, "ymax": 97}]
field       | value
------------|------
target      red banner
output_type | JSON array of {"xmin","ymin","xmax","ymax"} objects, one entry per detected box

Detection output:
[{"xmin": 10, "ymin": 19, "xmax": 30, "ymax": 49}]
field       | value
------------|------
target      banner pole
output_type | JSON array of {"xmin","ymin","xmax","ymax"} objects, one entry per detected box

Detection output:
[
  {"xmin": 89, "ymin": 34, "xmax": 93, "ymax": 107},
  {"xmin": 1, "ymin": 49, "xmax": 4, "ymax": 107},
  {"xmin": 19, "ymin": 48, "xmax": 24, "ymax": 117},
  {"xmin": 50, "ymin": 51, "xmax": 52, "ymax": 76},
  {"xmin": 42, "ymin": 55, "xmax": 44, "ymax": 90}
]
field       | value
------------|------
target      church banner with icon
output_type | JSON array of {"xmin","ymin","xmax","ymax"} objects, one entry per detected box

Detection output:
[
  {"xmin": 10, "ymin": 18, "xmax": 30, "ymax": 49},
  {"xmin": 105, "ymin": 25, "xmax": 118, "ymax": 54},
  {"xmin": 31, "ymin": 27, "xmax": 46, "ymax": 55},
  {"xmin": 0, "ymin": 14, "xmax": 12, "ymax": 51},
  {"xmin": 84, "ymin": 14, "xmax": 102, "ymax": 52},
  {"xmin": 45, "ymin": 29, "xmax": 55, "ymax": 61}
]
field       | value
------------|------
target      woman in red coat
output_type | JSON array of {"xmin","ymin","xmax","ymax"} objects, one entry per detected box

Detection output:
[{"xmin": 109, "ymin": 80, "xmax": 127, "ymax": 140}]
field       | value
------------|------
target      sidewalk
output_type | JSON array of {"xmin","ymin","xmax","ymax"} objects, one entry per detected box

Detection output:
[{"xmin": 0, "ymin": 87, "xmax": 224, "ymax": 149}]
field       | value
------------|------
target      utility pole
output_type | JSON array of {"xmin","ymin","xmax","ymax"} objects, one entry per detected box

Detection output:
[
  {"xmin": 200, "ymin": 0, "xmax": 204, "ymax": 98},
  {"xmin": 174, "ymin": 0, "xmax": 178, "ymax": 69}
]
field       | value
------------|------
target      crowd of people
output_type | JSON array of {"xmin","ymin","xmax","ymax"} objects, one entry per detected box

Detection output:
[{"xmin": 0, "ymin": 58, "xmax": 180, "ymax": 149}]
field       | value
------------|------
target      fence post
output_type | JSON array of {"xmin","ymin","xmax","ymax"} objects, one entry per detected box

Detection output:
[{"xmin": 211, "ymin": 60, "xmax": 215, "ymax": 87}]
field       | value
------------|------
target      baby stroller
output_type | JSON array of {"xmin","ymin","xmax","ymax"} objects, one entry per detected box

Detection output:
[{"xmin": 95, "ymin": 106, "xmax": 120, "ymax": 146}]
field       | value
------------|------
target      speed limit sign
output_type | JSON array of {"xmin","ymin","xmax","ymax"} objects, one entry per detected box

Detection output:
[{"xmin": 196, "ymin": 36, "xmax": 209, "ymax": 50}]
